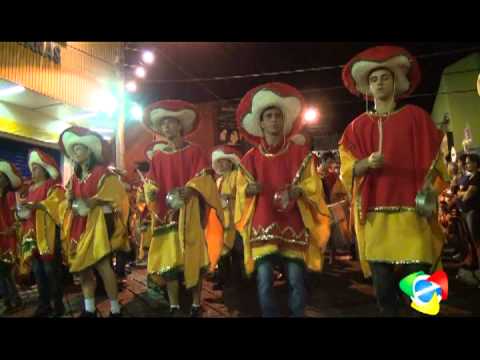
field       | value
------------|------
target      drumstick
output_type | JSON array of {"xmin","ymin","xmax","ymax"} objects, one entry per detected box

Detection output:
[
  {"xmin": 378, "ymin": 118, "xmax": 383, "ymax": 154},
  {"xmin": 14, "ymin": 191, "xmax": 21, "ymax": 207},
  {"xmin": 136, "ymin": 169, "xmax": 147, "ymax": 184}
]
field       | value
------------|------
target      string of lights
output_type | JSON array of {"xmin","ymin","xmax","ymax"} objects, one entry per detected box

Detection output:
[
  {"xmin": 140, "ymin": 46, "xmax": 480, "ymax": 84},
  {"xmin": 108, "ymin": 44, "xmax": 480, "ymax": 122}
]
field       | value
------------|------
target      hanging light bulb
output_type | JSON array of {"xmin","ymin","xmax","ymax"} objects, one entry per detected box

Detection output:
[
  {"xmin": 135, "ymin": 66, "xmax": 146, "ymax": 78},
  {"xmin": 126, "ymin": 80, "xmax": 137, "ymax": 92},
  {"xmin": 142, "ymin": 50, "xmax": 155, "ymax": 64},
  {"xmin": 304, "ymin": 107, "xmax": 319, "ymax": 124}
]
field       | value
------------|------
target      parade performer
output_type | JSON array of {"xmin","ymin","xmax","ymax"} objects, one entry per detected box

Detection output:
[
  {"xmin": 234, "ymin": 82, "xmax": 330, "ymax": 317},
  {"xmin": 0, "ymin": 160, "xmax": 23, "ymax": 313},
  {"xmin": 208, "ymin": 145, "xmax": 244, "ymax": 289},
  {"xmin": 19, "ymin": 149, "xmax": 66, "ymax": 317},
  {"xmin": 339, "ymin": 45, "xmax": 449, "ymax": 316},
  {"xmin": 142, "ymin": 100, "xmax": 223, "ymax": 317},
  {"xmin": 59, "ymin": 127, "xmax": 130, "ymax": 317}
]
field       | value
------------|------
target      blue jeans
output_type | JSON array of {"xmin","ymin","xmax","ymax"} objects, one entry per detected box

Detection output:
[{"xmin": 256, "ymin": 257, "xmax": 306, "ymax": 317}]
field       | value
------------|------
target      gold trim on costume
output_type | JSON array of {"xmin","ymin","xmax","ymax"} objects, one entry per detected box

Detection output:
[
  {"xmin": 193, "ymin": 168, "xmax": 214, "ymax": 179},
  {"xmin": 368, "ymin": 259, "xmax": 424, "ymax": 265},
  {"xmin": 78, "ymin": 171, "xmax": 93, "ymax": 183},
  {"xmin": 367, "ymin": 206, "xmax": 417, "ymax": 213},
  {"xmin": 159, "ymin": 142, "xmax": 191, "ymax": 154},
  {"xmin": 251, "ymin": 223, "xmax": 309, "ymax": 246},
  {"xmin": 258, "ymin": 141, "xmax": 290, "ymax": 157},
  {"xmin": 152, "ymin": 221, "xmax": 178, "ymax": 236},
  {"xmin": 149, "ymin": 265, "xmax": 183, "ymax": 275},
  {"xmin": 292, "ymin": 153, "xmax": 313, "ymax": 185},
  {"xmin": 365, "ymin": 105, "xmax": 407, "ymax": 118}
]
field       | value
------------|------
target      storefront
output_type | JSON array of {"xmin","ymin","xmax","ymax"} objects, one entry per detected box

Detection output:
[
  {"xmin": 432, "ymin": 52, "xmax": 480, "ymax": 155},
  {"xmin": 0, "ymin": 42, "xmax": 125, "ymax": 182}
]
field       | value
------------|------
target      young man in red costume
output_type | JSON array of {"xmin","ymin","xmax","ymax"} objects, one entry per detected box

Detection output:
[
  {"xmin": 235, "ymin": 82, "xmax": 330, "ymax": 317},
  {"xmin": 142, "ymin": 100, "xmax": 223, "ymax": 317},
  {"xmin": 339, "ymin": 45, "xmax": 449, "ymax": 316}
]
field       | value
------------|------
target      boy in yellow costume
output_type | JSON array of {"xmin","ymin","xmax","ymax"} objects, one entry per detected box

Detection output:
[
  {"xmin": 142, "ymin": 99, "xmax": 223, "ymax": 317},
  {"xmin": 208, "ymin": 145, "xmax": 244, "ymax": 290},
  {"xmin": 339, "ymin": 46, "xmax": 449, "ymax": 316},
  {"xmin": 19, "ymin": 149, "xmax": 66, "ymax": 317}
]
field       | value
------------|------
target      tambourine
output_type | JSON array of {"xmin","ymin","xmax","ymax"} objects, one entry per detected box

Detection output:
[
  {"xmin": 415, "ymin": 187, "xmax": 438, "ymax": 218},
  {"xmin": 72, "ymin": 199, "xmax": 90, "ymax": 217},
  {"xmin": 273, "ymin": 186, "xmax": 296, "ymax": 212},
  {"xmin": 165, "ymin": 188, "xmax": 185, "ymax": 210},
  {"xmin": 16, "ymin": 205, "xmax": 32, "ymax": 220}
]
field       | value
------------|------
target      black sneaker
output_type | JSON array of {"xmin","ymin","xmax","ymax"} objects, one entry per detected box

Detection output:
[
  {"xmin": 169, "ymin": 306, "xmax": 182, "ymax": 318},
  {"xmin": 190, "ymin": 306, "xmax": 202, "ymax": 318},
  {"xmin": 79, "ymin": 310, "xmax": 97, "ymax": 318},
  {"xmin": 33, "ymin": 305, "xmax": 52, "ymax": 318}
]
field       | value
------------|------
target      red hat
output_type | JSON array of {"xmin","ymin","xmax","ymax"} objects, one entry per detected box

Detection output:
[
  {"xmin": 0, "ymin": 159, "xmax": 23, "ymax": 190},
  {"xmin": 28, "ymin": 149, "xmax": 60, "ymax": 180},
  {"xmin": 342, "ymin": 45, "xmax": 421, "ymax": 100},
  {"xmin": 144, "ymin": 140, "xmax": 169, "ymax": 161},
  {"xmin": 59, "ymin": 126, "xmax": 111, "ymax": 164},
  {"xmin": 236, "ymin": 82, "xmax": 305, "ymax": 145},
  {"xmin": 142, "ymin": 99, "xmax": 200, "ymax": 136}
]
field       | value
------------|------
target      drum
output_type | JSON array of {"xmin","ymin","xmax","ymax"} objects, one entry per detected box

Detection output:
[
  {"xmin": 165, "ymin": 188, "xmax": 185, "ymax": 210},
  {"xmin": 273, "ymin": 186, "xmax": 296, "ymax": 213},
  {"xmin": 16, "ymin": 205, "xmax": 32, "ymax": 220},
  {"xmin": 72, "ymin": 199, "xmax": 90, "ymax": 217},
  {"xmin": 415, "ymin": 187, "xmax": 438, "ymax": 218}
]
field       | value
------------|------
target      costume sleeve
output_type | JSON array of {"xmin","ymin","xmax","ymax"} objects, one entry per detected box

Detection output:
[
  {"xmin": 339, "ymin": 143, "xmax": 359, "ymax": 196},
  {"xmin": 95, "ymin": 174, "xmax": 129, "ymax": 227},
  {"xmin": 40, "ymin": 186, "xmax": 66, "ymax": 225}
]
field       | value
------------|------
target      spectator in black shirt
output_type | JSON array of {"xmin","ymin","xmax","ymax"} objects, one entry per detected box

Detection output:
[{"xmin": 458, "ymin": 153, "xmax": 480, "ymax": 244}]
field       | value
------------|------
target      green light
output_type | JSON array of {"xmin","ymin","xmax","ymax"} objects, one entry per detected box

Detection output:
[{"xmin": 130, "ymin": 103, "xmax": 143, "ymax": 121}]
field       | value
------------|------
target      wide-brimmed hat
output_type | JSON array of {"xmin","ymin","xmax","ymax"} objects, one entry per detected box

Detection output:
[
  {"xmin": 142, "ymin": 99, "xmax": 199, "ymax": 136},
  {"xmin": 28, "ymin": 149, "xmax": 60, "ymax": 180},
  {"xmin": 236, "ymin": 82, "xmax": 305, "ymax": 145},
  {"xmin": 59, "ymin": 126, "xmax": 111, "ymax": 163},
  {"xmin": 342, "ymin": 45, "xmax": 421, "ymax": 100}
]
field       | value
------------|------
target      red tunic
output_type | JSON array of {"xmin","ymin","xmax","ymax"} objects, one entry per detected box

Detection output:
[
  {"xmin": 22, "ymin": 179, "xmax": 62, "ymax": 260},
  {"xmin": 0, "ymin": 191, "xmax": 17, "ymax": 259},
  {"xmin": 22, "ymin": 179, "xmax": 61, "ymax": 235},
  {"xmin": 241, "ymin": 140, "xmax": 309, "ymax": 249},
  {"xmin": 69, "ymin": 165, "xmax": 109, "ymax": 243},
  {"xmin": 146, "ymin": 143, "xmax": 209, "ymax": 220},
  {"xmin": 339, "ymin": 104, "xmax": 444, "ymax": 220}
]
